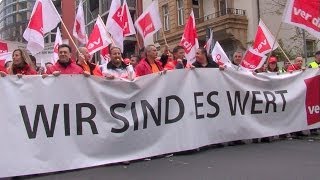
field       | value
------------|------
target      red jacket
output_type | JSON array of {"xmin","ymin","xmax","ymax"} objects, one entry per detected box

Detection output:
[
  {"xmin": 0, "ymin": 65, "xmax": 7, "ymax": 73},
  {"xmin": 47, "ymin": 61, "xmax": 83, "ymax": 74},
  {"xmin": 9, "ymin": 64, "xmax": 36, "ymax": 75},
  {"xmin": 287, "ymin": 64, "xmax": 301, "ymax": 71},
  {"xmin": 135, "ymin": 58, "xmax": 163, "ymax": 77}
]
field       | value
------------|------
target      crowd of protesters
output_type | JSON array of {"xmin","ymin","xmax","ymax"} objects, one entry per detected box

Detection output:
[{"xmin": 0, "ymin": 44, "xmax": 319, "ymax": 151}]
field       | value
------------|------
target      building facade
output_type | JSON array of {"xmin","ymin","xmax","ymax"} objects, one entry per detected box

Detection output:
[
  {"xmin": 0, "ymin": 0, "xmax": 36, "ymax": 42},
  {"xmin": 154, "ymin": 0, "xmax": 319, "ymax": 60}
]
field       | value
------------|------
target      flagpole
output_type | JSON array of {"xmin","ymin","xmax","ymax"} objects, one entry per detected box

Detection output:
[
  {"xmin": 161, "ymin": 28, "xmax": 168, "ymax": 46},
  {"xmin": 135, "ymin": 34, "xmax": 141, "ymax": 50},
  {"xmin": 265, "ymin": 21, "xmax": 282, "ymax": 61},
  {"xmin": 60, "ymin": 20, "xmax": 82, "ymax": 55}
]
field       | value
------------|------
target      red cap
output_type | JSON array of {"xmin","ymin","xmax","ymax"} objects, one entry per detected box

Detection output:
[{"xmin": 268, "ymin": 57, "xmax": 277, "ymax": 63}]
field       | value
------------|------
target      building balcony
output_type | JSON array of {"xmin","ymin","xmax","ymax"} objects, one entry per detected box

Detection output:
[{"xmin": 158, "ymin": 8, "xmax": 248, "ymax": 51}]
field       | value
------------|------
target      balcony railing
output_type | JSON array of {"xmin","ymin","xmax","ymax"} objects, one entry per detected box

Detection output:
[{"xmin": 196, "ymin": 8, "xmax": 246, "ymax": 23}]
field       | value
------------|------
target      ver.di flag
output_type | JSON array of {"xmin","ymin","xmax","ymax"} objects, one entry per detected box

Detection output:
[
  {"xmin": 106, "ymin": 0, "xmax": 124, "ymax": 51},
  {"xmin": 23, "ymin": 0, "xmax": 61, "ymax": 55},
  {"xmin": 283, "ymin": 0, "xmax": 320, "ymax": 38},
  {"xmin": 211, "ymin": 41, "xmax": 231, "ymax": 67},
  {"xmin": 240, "ymin": 47, "xmax": 267, "ymax": 71},
  {"xmin": 122, "ymin": 0, "xmax": 136, "ymax": 36},
  {"xmin": 73, "ymin": 0, "xmax": 87, "ymax": 45},
  {"xmin": 134, "ymin": 1, "xmax": 162, "ymax": 43},
  {"xmin": 179, "ymin": 11, "xmax": 199, "ymax": 63},
  {"xmin": 252, "ymin": 19, "xmax": 279, "ymax": 54},
  {"xmin": 86, "ymin": 15, "xmax": 112, "ymax": 55}
]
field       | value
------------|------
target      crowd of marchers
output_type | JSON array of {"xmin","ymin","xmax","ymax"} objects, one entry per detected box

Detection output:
[{"xmin": 0, "ymin": 43, "xmax": 319, "ymax": 80}]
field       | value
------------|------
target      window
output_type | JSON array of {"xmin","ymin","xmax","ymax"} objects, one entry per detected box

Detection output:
[
  {"xmin": 177, "ymin": 0, "xmax": 184, "ymax": 26},
  {"xmin": 306, "ymin": 40, "xmax": 316, "ymax": 57},
  {"xmin": 192, "ymin": 0, "xmax": 200, "ymax": 19},
  {"xmin": 154, "ymin": 31, "xmax": 160, "ymax": 42},
  {"xmin": 19, "ymin": 2, "xmax": 27, "ymax": 10},
  {"xmin": 218, "ymin": 0, "xmax": 227, "ymax": 16},
  {"xmin": 162, "ymin": 4, "xmax": 169, "ymax": 31}
]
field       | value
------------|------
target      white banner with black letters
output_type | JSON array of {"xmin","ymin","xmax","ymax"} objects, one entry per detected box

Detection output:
[{"xmin": 0, "ymin": 68, "xmax": 319, "ymax": 177}]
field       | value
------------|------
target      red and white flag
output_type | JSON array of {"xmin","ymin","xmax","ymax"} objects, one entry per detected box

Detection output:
[
  {"xmin": 23, "ymin": 0, "xmax": 61, "ymax": 55},
  {"xmin": 106, "ymin": 0, "xmax": 124, "ymax": 51},
  {"xmin": 283, "ymin": 0, "xmax": 320, "ymax": 38},
  {"xmin": 0, "ymin": 42, "xmax": 8, "ymax": 53},
  {"xmin": 53, "ymin": 27, "xmax": 62, "ymax": 63},
  {"xmin": 134, "ymin": 1, "xmax": 162, "ymax": 43},
  {"xmin": 211, "ymin": 42, "xmax": 231, "ymax": 67},
  {"xmin": 240, "ymin": 47, "xmax": 267, "ymax": 71},
  {"xmin": 204, "ymin": 29, "xmax": 213, "ymax": 54},
  {"xmin": 100, "ymin": 46, "xmax": 110, "ymax": 65},
  {"xmin": 252, "ymin": 19, "xmax": 279, "ymax": 54},
  {"xmin": 122, "ymin": 0, "xmax": 136, "ymax": 36},
  {"xmin": 73, "ymin": 0, "xmax": 87, "ymax": 45},
  {"xmin": 86, "ymin": 15, "xmax": 112, "ymax": 55},
  {"xmin": 0, "ymin": 52, "xmax": 12, "ymax": 68},
  {"xmin": 179, "ymin": 11, "xmax": 199, "ymax": 63}
]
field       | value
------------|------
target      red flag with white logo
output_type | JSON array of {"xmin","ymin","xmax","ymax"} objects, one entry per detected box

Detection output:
[
  {"xmin": 211, "ymin": 42, "xmax": 231, "ymax": 67},
  {"xmin": 86, "ymin": 15, "xmax": 112, "ymax": 55},
  {"xmin": 53, "ymin": 27, "xmax": 62, "ymax": 63},
  {"xmin": 106, "ymin": 0, "xmax": 124, "ymax": 51},
  {"xmin": 73, "ymin": 0, "xmax": 87, "ymax": 45},
  {"xmin": 122, "ymin": 0, "xmax": 136, "ymax": 37},
  {"xmin": 134, "ymin": 1, "xmax": 162, "ymax": 43},
  {"xmin": 283, "ymin": 0, "xmax": 320, "ymax": 38},
  {"xmin": 23, "ymin": 0, "xmax": 61, "ymax": 55},
  {"xmin": 240, "ymin": 47, "xmax": 267, "ymax": 71},
  {"xmin": 179, "ymin": 11, "xmax": 199, "ymax": 63},
  {"xmin": 252, "ymin": 19, "xmax": 279, "ymax": 54}
]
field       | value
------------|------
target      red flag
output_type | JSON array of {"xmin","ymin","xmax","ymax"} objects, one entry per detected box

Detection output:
[
  {"xmin": 283, "ymin": 0, "xmax": 320, "ymax": 38},
  {"xmin": 53, "ymin": 27, "xmax": 62, "ymax": 63},
  {"xmin": 87, "ymin": 15, "xmax": 112, "ymax": 55},
  {"xmin": 100, "ymin": 47, "xmax": 110, "ymax": 65},
  {"xmin": 240, "ymin": 47, "xmax": 267, "ymax": 71},
  {"xmin": 0, "ymin": 52, "xmax": 12, "ymax": 68},
  {"xmin": 23, "ymin": 0, "xmax": 61, "ymax": 55},
  {"xmin": 179, "ymin": 11, "xmax": 199, "ymax": 63},
  {"xmin": 134, "ymin": 1, "xmax": 162, "ymax": 42},
  {"xmin": 0, "ymin": 42, "xmax": 8, "ymax": 53},
  {"xmin": 73, "ymin": 0, "xmax": 87, "ymax": 45},
  {"xmin": 106, "ymin": 0, "xmax": 124, "ymax": 51},
  {"xmin": 252, "ymin": 20, "xmax": 279, "ymax": 54},
  {"xmin": 122, "ymin": 0, "xmax": 136, "ymax": 36}
]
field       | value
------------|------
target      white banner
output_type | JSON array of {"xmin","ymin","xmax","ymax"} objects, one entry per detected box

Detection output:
[{"xmin": 0, "ymin": 69, "xmax": 319, "ymax": 177}]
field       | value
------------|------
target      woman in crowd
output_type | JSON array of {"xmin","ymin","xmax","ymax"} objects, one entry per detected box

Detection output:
[
  {"xmin": 266, "ymin": 56, "xmax": 279, "ymax": 73},
  {"xmin": 1, "ymin": 49, "xmax": 37, "ymax": 77},
  {"xmin": 101, "ymin": 47, "xmax": 135, "ymax": 80}
]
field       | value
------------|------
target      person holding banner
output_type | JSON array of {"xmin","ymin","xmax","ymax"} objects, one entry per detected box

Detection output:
[
  {"xmin": 45, "ymin": 44, "xmax": 84, "ymax": 76},
  {"xmin": 192, "ymin": 47, "xmax": 219, "ymax": 68},
  {"xmin": 279, "ymin": 60, "xmax": 291, "ymax": 73},
  {"xmin": 3, "ymin": 49, "xmax": 37, "ymax": 78},
  {"xmin": 76, "ymin": 47, "xmax": 103, "ymax": 77},
  {"xmin": 135, "ymin": 45, "xmax": 164, "ymax": 76},
  {"xmin": 308, "ymin": 51, "xmax": 320, "ymax": 68},
  {"xmin": 287, "ymin": 56, "xmax": 305, "ymax": 72},
  {"xmin": 101, "ymin": 47, "xmax": 135, "ymax": 81}
]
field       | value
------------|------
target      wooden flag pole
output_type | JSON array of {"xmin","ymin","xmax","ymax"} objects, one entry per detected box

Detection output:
[{"xmin": 161, "ymin": 28, "xmax": 168, "ymax": 46}]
